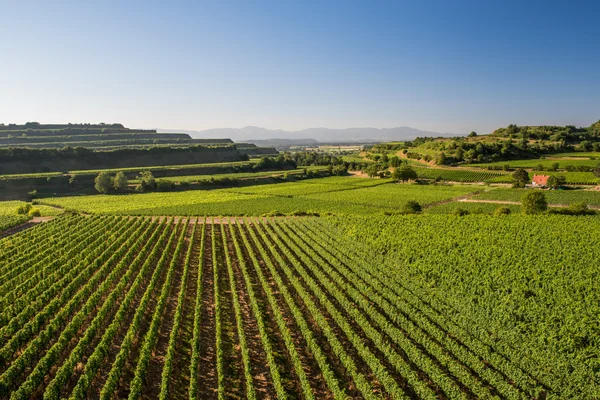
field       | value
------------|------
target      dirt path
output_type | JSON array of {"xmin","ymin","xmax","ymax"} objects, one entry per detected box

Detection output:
[{"xmin": 423, "ymin": 191, "xmax": 483, "ymax": 209}]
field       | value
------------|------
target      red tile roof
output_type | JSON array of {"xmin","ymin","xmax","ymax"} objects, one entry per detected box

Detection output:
[{"xmin": 532, "ymin": 175, "xmax": 550, "ymax": 186}]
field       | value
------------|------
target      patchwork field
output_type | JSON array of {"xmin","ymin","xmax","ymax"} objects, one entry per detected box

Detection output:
[{"xmin": 39, "ymin": 177, "xmax": 478, "ymax": 216}]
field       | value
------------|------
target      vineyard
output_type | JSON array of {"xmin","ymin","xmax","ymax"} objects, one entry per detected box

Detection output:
[
  {"xmin": 1, "ymin": 215, "xmax": 598, "ymax": 398},
  {"xmin": 472, "ymin": 188, "xmax": 600, "ymax": 207},
  {"xmin": 414, "ymin": 167, "xmax": 508, "ymax": 183},
  {"xmin": 485, "ymin": 171, "xmax": 599, "ymax": 185},
  {"xmin": 39, "ymin": 177, "xmax": 477, "ymax": 216}
]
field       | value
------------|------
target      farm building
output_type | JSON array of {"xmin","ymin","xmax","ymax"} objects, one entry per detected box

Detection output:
[{"xmin": 532, "ymin": 174, "xmax": 550, "ymax": 187}]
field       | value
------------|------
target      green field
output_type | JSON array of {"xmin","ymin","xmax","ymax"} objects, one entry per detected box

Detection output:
[
  {"xmin": 325, "ymin": 214, "xmax": 600, "ymax": 396},
  {"xmin": 472, "ymin": 188, "xmax": 600, "ymax": 206},
  {"xmin": 2, "ymin": 172, "xmax": 600, "ymax": 399},
  {"xmin": 0, "ymin": 201, "xmax": 63, "ymax": 217},
  {"xmin": 476, "ymin": 158, "xmax": 600, "ymax": 169},
  {"xmin": 485, "ymin": 170, "xmax": 600, "ymax": 185},
  {"xmin": 128, "ymin": 167, "xmax": 325, "ymax": 184},
  {"xmin": 39, "ymin": 177, "xmax": 477, "ymax": 216},
  {"xmin": 425, "ymin": 201, "xmax": 521, "ymax": 214},
  {"xmin": 415, "ymin": 166, "xmax": 508, "ymax": 182}
]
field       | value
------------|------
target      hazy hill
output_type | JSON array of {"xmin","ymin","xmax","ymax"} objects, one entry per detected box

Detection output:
[{"xmin": 158, "ymin": 126, "xmax": 459, "ymax": 143}]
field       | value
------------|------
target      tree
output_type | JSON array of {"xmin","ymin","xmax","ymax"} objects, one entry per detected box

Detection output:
[
  {"xmin": 594, "ymin": 163, "xmax": 600, "ymax": 178},
  {"xmin": 392, "ymin": 164, "xmax": 417, "ymax": 183},
  {"xmin": 435, "ymin": 152, "xmax": 447, "ymax": 165},
  {"xmin": 138, "ymin": 171, "xmax": 156, "ymax": 191},
  {"xmin": 512, "ymin": 168, "xmax": 529, "ymax": 188},
  {"xmin": 547, "ymin": 175, "xmax": 566, "ymax": 189},
  {"xmin": 549, "ymin": 162, "xmax": 560, "ymax": 172},
  {"xmin": 468, "ymin": 131, "xmax": 477, "ymax": 137},
  {"xmin": 365, "ymin": 164, "xmax": 380, "ymax": 178},
  {"xmin": 521, "ymin": 191, "xmax": 547, "ymax": 215},
  {"xmin": 113, "ymin": 171, "xmax": 128, "ymax": 192},
  {"xmin": 94, "ymin": 172, "xmax": 113, "ymax": 194}
]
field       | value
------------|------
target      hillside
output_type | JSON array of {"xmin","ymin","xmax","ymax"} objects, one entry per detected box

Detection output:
[{"xmin": 0, "ymin": 122, "xmax": 277, "ymax": 156}]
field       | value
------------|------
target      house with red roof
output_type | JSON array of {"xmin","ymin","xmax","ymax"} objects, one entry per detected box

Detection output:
[{"xmin": 532, "ymin": 174, "xmax": 550, "ymax": 187}]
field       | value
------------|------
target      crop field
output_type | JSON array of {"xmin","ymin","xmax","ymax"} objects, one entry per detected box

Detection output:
[
  {"xmin": 485, "ymin": 171, "xmax": 599, "ymax": 185},
  {"xmin": 425, "ymin": 201, "xmax": 521, "ymax": 214},
  {"xmin": 0, "ymin": 215, "xmax": 29, "ymax": 232},
  {"xmin": 414, "ymin": 167, "xmax": 508, "ymax": 182},
  {"xmin": 548, "ymin": 152, "xmax": 600, "ymax": 158},
  {"xmin": 39, "ymin": 177, "xmax": 478, "ymax": 216},
  {"xmin": 128, "ymin": 167, "xmax": 325, "ymax": 184},
  {"xmin": 475, "ymin": 158, "xmax": 600, "ymax": 169},
  {"xmin": 472, "ymin": 188, "xmax": 600, "ymax": 207},
  {"xmin": 1, "ymin": 214, "xmax": 598, "ymax": 399}
]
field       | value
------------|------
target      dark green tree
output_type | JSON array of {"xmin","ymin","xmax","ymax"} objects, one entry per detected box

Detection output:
[
  {"xmin": 138, "ymin": 171, "xmax": 156, "ymax": 191},
  {"xmin": 547, "ymin": 175, "xmax": 566, "ymax": 189},
  {"xmin": 392, "ymin": 164, "xmax": 417, "ymax": 183},
  {"xmin": 94, "ymin": 172, "xmax": 113, "ymax": 194},
  {"xmin": 512, "ymin": 168, "xmax": 529, "ymax": 188},
  {"xmin": 113, "ymin": 171, "xmax": 128, "ymax": 192}
]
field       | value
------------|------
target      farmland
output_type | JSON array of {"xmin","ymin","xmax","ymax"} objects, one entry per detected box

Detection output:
[
  {"xmin": 472, "ymin": 188, "xmax": 600, "ymax": 207},
  {"xmin": 1, "ymin": 214, "xmax": 598, "ymax": 399},
  {"xmin": 39, "ymin": 177, "xmax": 478, "ymax": 216}
]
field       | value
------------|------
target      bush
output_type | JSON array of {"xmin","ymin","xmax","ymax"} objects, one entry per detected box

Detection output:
[
  {"xmin": 28, "ymin": 208, "xmax": 41, "ymax": 217},
  {"xmin": 521, "ymin": 191, "xmax": 548, "ymax": 214},
  {"xmin": 401, "ymin": 201, "xmax": 422, "ymax": 214},
  {"xmin": 156, "ymin": 179, "xmax": 175, "ymax": 192},
  {"xmin": 494, "ymin": 206, "xmax": 512, "ymax": 216},
  {"xmin": 16, "ymin": 203, "xmax": 32, "ymax": 215},
  {"xmin": 547, "ymin": 202, "xmax": 596, "ymax": 216},
  {"xmin": 28, "ymin": 190, "xmax": 38, "ymax": 199},
  {"xmin": 452, "ymin": 207, "xmax": 470, "ymax": 216}
]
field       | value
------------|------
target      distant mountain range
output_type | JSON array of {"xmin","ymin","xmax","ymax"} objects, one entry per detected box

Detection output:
[{"xmin": 157, "ymin": 126, "xmax": 461, "ymax": 144}]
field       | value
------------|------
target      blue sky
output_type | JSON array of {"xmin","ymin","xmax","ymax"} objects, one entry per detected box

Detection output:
[{"xmin": 1, "ymin": 0, "xmax": 599, "ymax": 134}]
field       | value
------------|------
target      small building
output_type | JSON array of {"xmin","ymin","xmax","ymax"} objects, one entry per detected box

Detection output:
[{"xmin": 532, "ymin": 174, "xmax": 550, "ymax": 187}]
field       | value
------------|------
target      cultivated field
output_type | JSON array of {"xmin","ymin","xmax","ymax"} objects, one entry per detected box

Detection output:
[
  {"xmin": 1, "ymin": 214, "xmax": 598, "ymax": 399},
  {"xmin": 39, "ymin": 177, "xmax": 478, "ymax": 216}
]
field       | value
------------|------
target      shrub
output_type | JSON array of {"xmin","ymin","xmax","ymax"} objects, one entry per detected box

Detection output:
[
  {"xmin": 156, "ymin": 179, "xmax": 175, "ymax": 192},
  {"xmin": 452, "ymin": 207, "xmax": 470, "ymax": 216},
  {"xmin": 452, "ymin": 207, "xmax": 470, "ymax": 217},
  {"xmin": 494, "ymin": 206, "xmax": 512, "ymax": 216},
  {"xmin": 522, "ymin": 191, "xmax": 548, "ymax": 215},
  {"xmin": 401, "ymin": 201, "xmax": 422, "ymax": 214},
  {"xmin": 16, "ymin": 203, "xmax": 32, "ymax": 215},
  {"xmin": 28, "ymin": 208, "xmax": 41, "ymax": 217}
]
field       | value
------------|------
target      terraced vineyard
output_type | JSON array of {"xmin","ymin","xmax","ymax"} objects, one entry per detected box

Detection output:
[{"xmin": 3, "ymin": 214, "xmax": 594, "ymax": 399}]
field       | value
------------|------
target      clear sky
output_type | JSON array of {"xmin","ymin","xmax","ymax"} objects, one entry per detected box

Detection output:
[{"xmin": 1, "ymin": 0, "xmax": 599, "ymax": 134}]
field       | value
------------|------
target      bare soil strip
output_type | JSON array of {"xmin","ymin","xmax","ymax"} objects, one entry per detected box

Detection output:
[{"xmin": 196, "ymin": 224, "xmax": 218, "ymax": 399}]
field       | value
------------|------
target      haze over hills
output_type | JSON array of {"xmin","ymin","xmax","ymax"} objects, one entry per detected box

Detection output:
[{"xmin": 157, "ymin": 126, "xmax": 462, "ymax": 144}]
